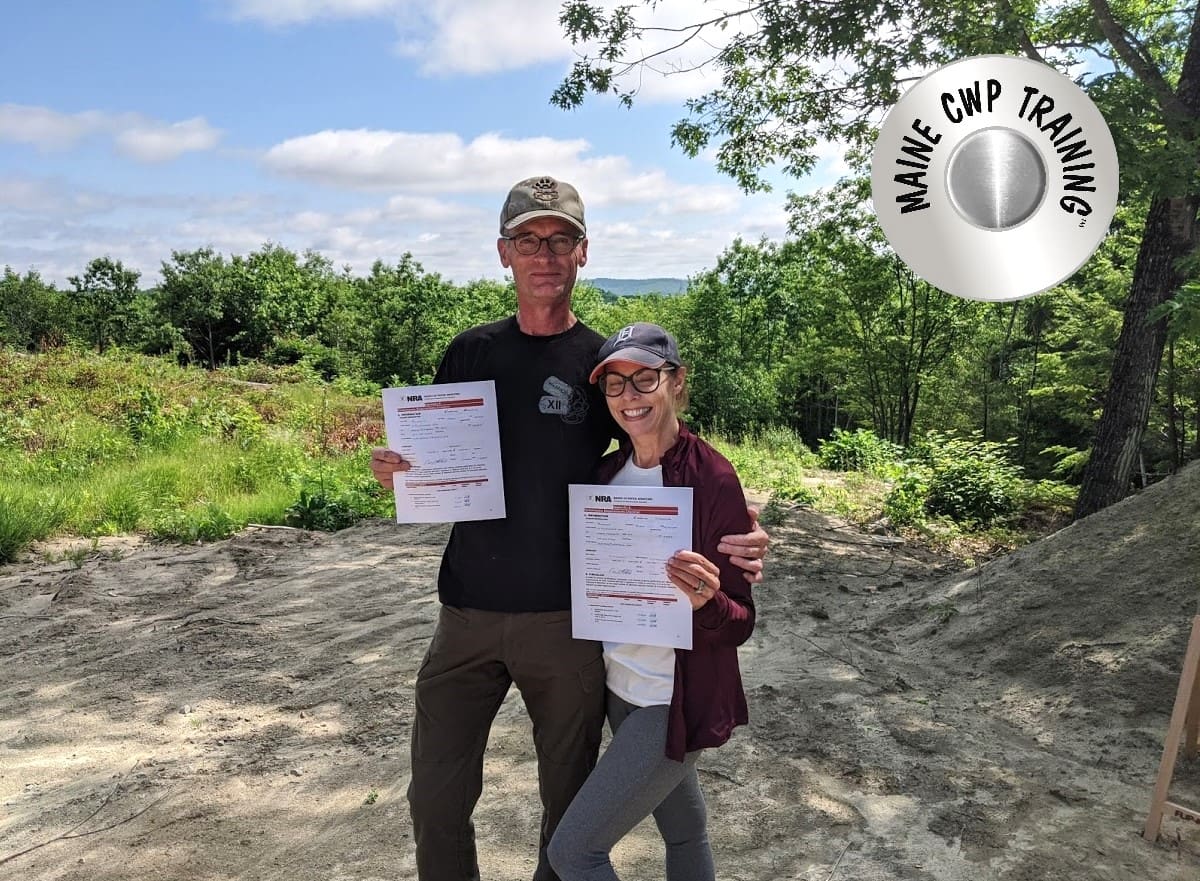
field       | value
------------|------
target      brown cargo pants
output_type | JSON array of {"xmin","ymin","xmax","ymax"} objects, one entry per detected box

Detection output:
[{"xmin": 407, "ymin": 605, "xmax": 606, "ymax": 881}]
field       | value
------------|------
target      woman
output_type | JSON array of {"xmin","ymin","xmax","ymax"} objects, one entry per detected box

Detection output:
[{"xmin": 548, "ymin": 322, "xmax": 756, "ymax": 881}]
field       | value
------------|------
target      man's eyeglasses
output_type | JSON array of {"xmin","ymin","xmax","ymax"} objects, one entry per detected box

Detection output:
[
  {"xmin": 598, "ymin": 367, "xmax": 674, "ymax": 397},
  {"xmin": 501, "ymin": 232, "xmax": 584, "ymax": 256}
]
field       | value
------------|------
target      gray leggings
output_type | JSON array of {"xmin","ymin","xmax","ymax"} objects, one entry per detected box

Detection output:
[{"xmin": 546, "ymin": 691, "xmax": 715, "ymax": 881}]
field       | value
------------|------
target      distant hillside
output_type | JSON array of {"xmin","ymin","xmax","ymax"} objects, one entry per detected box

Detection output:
[{"xmin": 585, "ymin": 277, "xmax": 688, "ymax": 297}]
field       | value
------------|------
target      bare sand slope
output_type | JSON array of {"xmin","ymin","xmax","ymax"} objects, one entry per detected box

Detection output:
[{"xmin": 1, "ymin": 466, "xmax": 1198, "ymax": 880}]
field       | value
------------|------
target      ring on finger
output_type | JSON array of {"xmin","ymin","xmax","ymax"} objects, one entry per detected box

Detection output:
[{"xmin": 693, "ymin": 579, "xmax": 704, "ymax": 594}]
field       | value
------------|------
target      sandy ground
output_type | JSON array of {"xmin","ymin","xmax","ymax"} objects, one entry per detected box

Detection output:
[{"xmin": 3, "ymin": 464, "xmax": 1200, "ymax": 881}]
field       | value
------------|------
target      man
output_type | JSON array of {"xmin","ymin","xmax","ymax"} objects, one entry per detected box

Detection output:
[{"xmin": 370, "ymin": 175, "xmax": 768, "ymax": 881}]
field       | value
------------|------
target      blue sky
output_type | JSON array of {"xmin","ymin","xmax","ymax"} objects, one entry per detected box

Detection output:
[{"xmin": 1, "ymin": 0, "xmax": 844, "ymax": 287}]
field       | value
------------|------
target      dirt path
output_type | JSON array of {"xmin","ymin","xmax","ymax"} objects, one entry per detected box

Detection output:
[{"xmin": 2, "ymin": 466, "xmax": 1199, "ymax": 880}]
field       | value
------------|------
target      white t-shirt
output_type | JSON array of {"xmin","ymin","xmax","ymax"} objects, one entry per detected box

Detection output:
[{"xmin": 602, "ymin": 457, "xmax": 677, "ymax": 707}]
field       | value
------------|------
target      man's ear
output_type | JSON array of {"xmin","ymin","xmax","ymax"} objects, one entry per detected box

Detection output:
[
  {"xmin": 497, "ymin": 238, "xmax": 511, "ymax": 269},
  {"xmin": 577, "ymin": 238, "xmax": 588, "ymax": 268}
]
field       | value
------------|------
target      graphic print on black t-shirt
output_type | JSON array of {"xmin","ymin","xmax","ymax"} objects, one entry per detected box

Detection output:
[
  {"xmin": 432, "ymin": 316, "xmax": 618, "ymax": 612},
  {"xmin": 538, "ymin": 375, "xmax": 589, "ymax": 424}
]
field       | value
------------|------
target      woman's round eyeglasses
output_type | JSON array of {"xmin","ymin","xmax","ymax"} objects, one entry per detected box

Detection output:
[
  {"xmin": 501, "ymin": 232, "xmax": 584, "ymax": 256},
  {"xmin": 598, "ymin": 367, "xmax": 675, "ymax": 397}
]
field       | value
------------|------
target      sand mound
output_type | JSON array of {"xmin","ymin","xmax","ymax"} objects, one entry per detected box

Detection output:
[
  {"xmin": 2, "ymin": 470, "xmax": 1199, "ymax": 880},
  {"xmin": 872, "ymin": 461, "xmax": 1200, "ymax": 770}
]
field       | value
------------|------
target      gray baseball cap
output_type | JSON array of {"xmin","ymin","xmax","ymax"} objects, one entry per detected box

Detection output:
[
  {"xmin": 589, "ymin": 323, "xmax": 682, "ymax": 383},
  {"xmin": 500, "ymin": 175, "xmax": 586, "ymax": 235}
]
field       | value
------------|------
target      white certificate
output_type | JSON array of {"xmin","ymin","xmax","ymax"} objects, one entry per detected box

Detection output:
[
  {"xmin": 382, "ymin": 381, "xmax": 506, "ymax": 523},
  {"xmin": 568, "ymin": 484, "xmax": 694, "ymax": 649}
]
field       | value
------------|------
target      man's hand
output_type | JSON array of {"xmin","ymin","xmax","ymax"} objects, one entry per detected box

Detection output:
[
  {"xmin": 370, "ymin": 447, "xmax": 412, "ymax": 490},
  {"xmin": 719, "ymin": 505, "xmax": 769, "ymax": 584}
]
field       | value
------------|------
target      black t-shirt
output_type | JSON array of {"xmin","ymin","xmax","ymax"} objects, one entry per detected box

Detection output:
[{"xmin": 432, "ymin": 316, "xmax": 618, "ymax": 611}]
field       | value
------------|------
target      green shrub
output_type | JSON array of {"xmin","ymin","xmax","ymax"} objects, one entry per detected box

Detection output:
[
  {"xmin": 124, "ymin": 388, "xmax": 186, "ymax": 445},
  {"xmin": 926, "ymin": 460, "xmax": 1016, "ymax": 524},
  {"xmin": 0, "ymin": 411, "xmax": 36, "ymax": 450},
  {"xmin": 187, "ymin": 399, "xmax": 265, "ymax": 448},
  {"xmin": 919, "ymin": 432, "xmax": 1020, "ymax": 525},
  {"xmin": 331, "ymin": 374, "xmax": 382, "ymax": 398},
  {"xmin": 883, "ymin": 470, "xmax": 929, "ymax": 526},
  {"xmin": 817, "ymin": 428, "xmax": 902, "ymax": 474},
  {"xmin": 285, "ymin": 488, "xmax": 365, "ymax": 531},
  {"xmin": 757, "ymin": 496, "xmax": 790, "ymax": 527},
  {"xmin": 23, "ymin": 418, "xmax": 136, "ymax": 479},
  {"xmin": 1042, "ymin": 445, "xmax": 1089, "ymax": 482},
  {"xmin": 266, "ymin": 336, "xmax": 341, "ymax": 381},
  {"xmin": 285, "ymin": 489, "xmax": 354, "ymax": 531},
  {"xmin": 1013, "ymin": 479, "xmax": 1077, "ymax": 513},
  {"xmin": 149, "ymin": 503, "xmax": 241, "ymax": 542},
  {"xmin": 281, "ymin": 452, "xmax": 389, "ymax": 532},
  {"xmin": 771, "ymin": 483, "xmax": 817, "ymax": 504}
]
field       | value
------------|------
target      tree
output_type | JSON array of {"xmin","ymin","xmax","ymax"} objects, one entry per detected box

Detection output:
[
  {"xmin": 68, "ymin": 257, "xmax": 140, "ymax": 352},
  {"xmin": 683, "ymin": 251, "xmax": 775, "ymax": 436},
  {"xmin": 556, "ymin": 1, "xmax": 1200, "ymax": 516},
  {"xmin": 355, "ymin": 255, "xmax": 455, "ymax": 386},
  {"xmin": 788, "ymin": 181, "xmax": 976, "ymax": 445},
  {"xmin": 239, "ymin": 244, "xmax": 336, "ymax": 357},
  {"xmin": 0, "ymin": 268, "xmax": 69, "ymax": 350},
  {"xmin": 156, "ymin": 244, "xmax": 342, "ymax": 369},
  {"xmin": 157, "ymin": 248, "xmax": 236, "ymax": 369}
]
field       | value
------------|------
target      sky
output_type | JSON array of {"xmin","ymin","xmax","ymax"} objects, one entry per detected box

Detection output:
[{"xmin": 0, "ymin": 0, "xmax": 845, "ymax": 288}]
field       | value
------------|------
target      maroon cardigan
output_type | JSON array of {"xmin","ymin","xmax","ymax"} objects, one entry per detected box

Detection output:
[{"xmin": 594, "ymin": 420, "xmax": 756, "ymax": 761}]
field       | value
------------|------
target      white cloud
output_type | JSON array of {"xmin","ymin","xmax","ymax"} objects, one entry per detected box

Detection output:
[
  {"xmin": 224, "ymin": 0, "xmax": 394, "ymax": 26},
  {"xmin": 0, "ymin": 105, "xmax": 106, "ymax": 149},
  {"xmin": 261, "ymin": 128, "xmax": 744, "ymax": 222},
  {"xmin": 224, "ymin": 0, "xmax": 738, "ymax": 102},
  {"xmin": 651, "ymin": 186, "xmax": 740, "ymax": 216},
  {"xmin": 0, "ymin": 104, "xmax": 222, "ymax": 161},
  {"xmin": 6, "ymin": 198, "xmax": 786, "ymax": 288},
  {"xmin": 810, "ymin": 139, "xmax": 854, "ymax": 179},
  {"xmin": 389, "ymin": 0, "xmax": 736, "ymax": 100},
  {"xmin": 263, "ymin": 129, "xmax": 592, "ymax": 190},
  {"xmin": 4, "ymin": 142, "xmax": 785, "ymax": 287},
  {"xmin": 0, "ymin": 105, "xmax": 108, "ymax": 150},
  {"xmin": 391, "ymin": 0, "xmax": 570, "ymax": 76},
  {"xmin": 114, "ymin": 117, "xmax": 223, "ymax": 162},
  {"xmin": 380, "ymin": 193, "xmax": 473, "ymax": 221},
  {"xmin": 0, "ymin": 177, "xmax": 117, "ymax": 216}
]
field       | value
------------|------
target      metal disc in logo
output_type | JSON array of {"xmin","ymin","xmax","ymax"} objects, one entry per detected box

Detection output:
[{"xmin": 870, "ymin": 55, "xmax": 1119, "ymax": 302}]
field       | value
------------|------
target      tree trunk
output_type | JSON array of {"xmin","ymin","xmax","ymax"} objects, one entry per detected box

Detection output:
[
  {"xmin": 1020, "ymin": 331, "xmax": 1042, "ymax": 466},
  {"xmin": 1166, "ymin": 340, "xmax": 1180, "ymax": 468},
  {"xmin": 1193, "ymin": 374, "xmax": 1200, "ymax": 458},
  {"xmin": 1075, "ymin": 194, "xmax": 1199, "ymax": 517},
  {"xmin": 1073, "ymin": 5, "xmax": 1200, "ymax": 516}
]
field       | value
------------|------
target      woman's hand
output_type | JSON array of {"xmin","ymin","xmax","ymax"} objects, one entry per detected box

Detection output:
[{"xmin": 667, "ymin": 550, "xmax": 722, "ymax": 610}]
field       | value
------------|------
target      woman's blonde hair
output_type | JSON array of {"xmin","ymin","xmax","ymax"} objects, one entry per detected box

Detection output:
[{"xmin": 670, "ymin": 365, "xmax": 689, "ymax": 413}]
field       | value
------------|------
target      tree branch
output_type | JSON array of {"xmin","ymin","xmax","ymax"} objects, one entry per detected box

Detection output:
[
  {"xmin": 998, "ymin": 0, "xmax": 1046, "ymax": 63},
  {"xmin": 0, "ymin": 762, "xmax": 172, "ymax": 867},
  {"xmin": 626, "ymin": 2, "xmax": 770, "ymax": 37},
  {"xmin": 1089, "ymin": 0, "xmax": 1191, "ymax": 121}
]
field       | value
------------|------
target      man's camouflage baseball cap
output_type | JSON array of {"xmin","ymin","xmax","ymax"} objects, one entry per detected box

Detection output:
[{"xmin": 499, "ymin": 175, "xmax": 586, "ymax": 236}]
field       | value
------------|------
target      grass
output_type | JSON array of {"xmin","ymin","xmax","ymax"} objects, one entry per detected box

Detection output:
[
  {"xmin": 0, "ymin": 347, "xmax": 1076, "ymax": 565},
  {"xmin": 0, "ymin": 487, "xmax": 70, "ymax": 563},
  {"xmin": 0, "ymin": 347, "xmax": 391, "ymax": 562}
]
